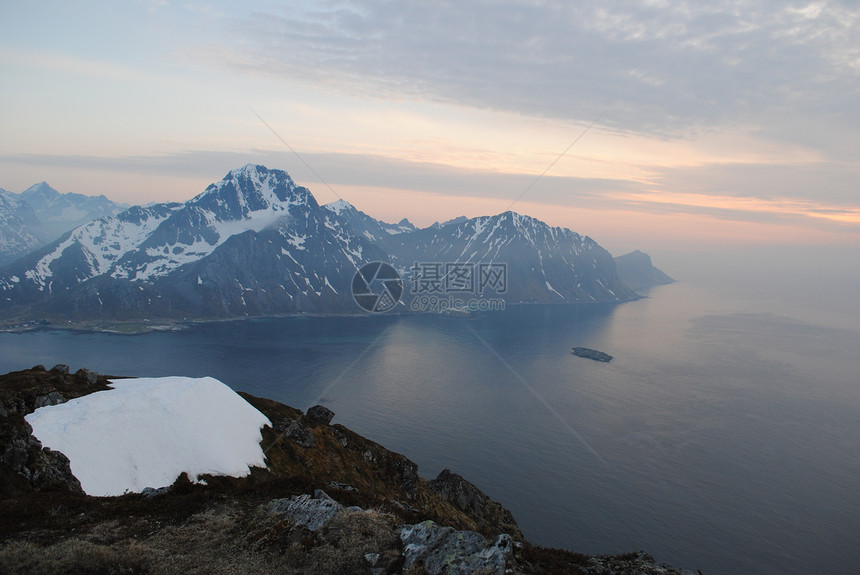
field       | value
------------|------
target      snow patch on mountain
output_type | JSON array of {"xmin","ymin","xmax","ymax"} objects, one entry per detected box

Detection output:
[
  {"xmin": 325, "ymin": 198, "xmax": 353, "ymax": 216},
  {"xmin": 1, "ymin": 164, "xmax": 641, "ymax": 317},
  {"xmin": 115, "ymin": 165, "xmax": 304, "ymax": 281},
  {"xmin": 25, "ymin": 376, "xmax": 271, "ymax": 497},
  {"xmin": 0, "ymin": 193, "xmax": 42, "ymax": 265},
  {"xmin": 23, "ymin": 236, "xmax": 77, "ymax": 290}
]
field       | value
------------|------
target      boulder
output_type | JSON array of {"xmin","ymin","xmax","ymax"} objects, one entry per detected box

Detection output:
[
  {"xmin": 430, "ymin": 468, "xmax": 523, "ymax": 539},
  {"xmin": 400, "ymin": 520, "xmax": 513, "ymax": 575},
  {"xmin": 75, "ymin": 368, "xmax": 99, "ymax": 385},
  {"xmin": 274, "ymin": 417, "xmax": 315, "ymax": 448},
  {"xmin": 430, "ymin": 468, "xmax": 488, "ymax": 516},
  {"xmin": 306, "ymin": 404, "xmax": 335, "ymax": 426},
  {"xmin": 267, "ymin": 489, "xmax": 341, "ymax": 531},
  {"xmin": 34, "ymin": 391, "xmax": 65, "ymax": 409},
  {"xmin": 141, "ymin": 486, "xmax": 171, "ymax": 498},
  {"xmin": 395, "ymin": 456, "xmax": 419, "ymax": 499},
  {"xmin": 49, "ymin": 364, "xmax": 70, "ymax": 374},
  {"xmin": 0, "ymin": 422, "xmax": 82, "ymax": 495}
]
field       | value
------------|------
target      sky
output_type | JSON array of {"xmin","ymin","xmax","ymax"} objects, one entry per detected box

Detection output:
[{"xmin": 1, "ymin": 0, "xmax": 859, "ymax": 255}]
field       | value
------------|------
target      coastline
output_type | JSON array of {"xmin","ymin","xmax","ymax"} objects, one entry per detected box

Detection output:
[{"xmin": 0, "ymin": 298, "xmax": 641, "ymax": 335}]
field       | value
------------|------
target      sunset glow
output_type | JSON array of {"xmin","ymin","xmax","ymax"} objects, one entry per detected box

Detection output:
[{"xmin": 1, "ymin": 1, "xmax": 858, "ymax": 253}]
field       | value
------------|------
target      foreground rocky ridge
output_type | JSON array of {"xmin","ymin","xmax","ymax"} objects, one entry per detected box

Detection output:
[{"xmin": 0, "ymin": 367, "xmax": 691, "ymax": 575}]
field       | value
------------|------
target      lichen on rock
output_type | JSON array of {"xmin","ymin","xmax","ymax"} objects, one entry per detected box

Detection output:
[{"xmin": 401, "ymin": 519, "xmax": 513, "ymax": 575}]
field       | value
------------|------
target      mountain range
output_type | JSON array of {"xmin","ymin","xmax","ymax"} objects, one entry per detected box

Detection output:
[
  {"xmin": 0, "ymin": 165, "xmax": 671, "ymax": 324},
  {"xmin": 0, "ymin": 183, "xmax": 126, "ymax": 267}
]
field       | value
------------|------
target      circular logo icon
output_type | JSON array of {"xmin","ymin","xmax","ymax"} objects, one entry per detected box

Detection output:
[{"xmin": 351, "ymin": 262, "xmax": 403, "ymax": 313}]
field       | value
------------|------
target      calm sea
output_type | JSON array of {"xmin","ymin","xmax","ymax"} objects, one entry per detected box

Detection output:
[{"xmin": 1, "ymin": 259, "xmax": 859, "ymax": 575}]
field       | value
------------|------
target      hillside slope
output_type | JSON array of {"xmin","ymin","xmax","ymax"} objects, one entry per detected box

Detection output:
[{"xmin": 0, "ymin": 366, "xmax": 691, "ymax": 575}]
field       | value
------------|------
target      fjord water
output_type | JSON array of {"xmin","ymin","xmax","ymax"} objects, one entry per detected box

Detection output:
[{"xmin": 2, "ymin": 255, "xmax": 859, "ymax": 575}]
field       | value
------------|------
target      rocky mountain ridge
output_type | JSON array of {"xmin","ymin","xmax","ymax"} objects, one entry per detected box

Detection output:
[
  {"xmin": 613, "ymin": 250, "xmax": 674, "ymax": 292},
  {"xmin": 0, "ymin": 366, "xmax": 692, "ymax": 574},
  {"xmin": 0, "ymin": 165, "xmax": 663, "ymax": 325},
  {"xmin": 0, "ymin": 183, "xmax": 126, "ymax": 267}
]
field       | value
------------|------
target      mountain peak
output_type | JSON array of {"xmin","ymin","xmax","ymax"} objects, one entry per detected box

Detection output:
[
  {"xmin": 21, "ymin": 182, "xmax": 60, "ymax": 200},
  {"xmin": 229, "ymin": 163, "xmax": 270, "ymax": 177},
  {"xmin": 441, "ymin": 215, "xmax": 469, "ymax": 227},
  {"xmin": 194, "ymin": 164, "xmax": 307, "ymax": 210},
  {"xmin": 324, "ymin": 198, "xmax": 356, "ymax": 216}
]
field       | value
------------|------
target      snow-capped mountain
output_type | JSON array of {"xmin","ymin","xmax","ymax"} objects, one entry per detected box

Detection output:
[
  {"xmin": 0, "ymin": 164, "xmax": 641, "ymax": 322},
  {"xmin": 20, "ymin": 182, "xmax": 126, "ymax": 236},
  {"xmin": 0, "ymin": 165, "xmax": 383, "ymax": 319},
  {"xmin": 324, "ymin": 199, "xmax": 415, "ymax": 240},
  {"xmin": 385, "ymin": 211, "xmax": 637, "ymax": 303},
  {"xmin": 0, "ymin": 183, "xmax": 126, "ymax": 266},
  {"xmin": 0, "ymin": 191, "xmax": 43, "ymax": 267}
]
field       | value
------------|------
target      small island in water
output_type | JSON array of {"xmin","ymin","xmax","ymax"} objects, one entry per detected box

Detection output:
[{"xmin": 571, "ymin": 347, "xmax": 614, "ymax": 362}]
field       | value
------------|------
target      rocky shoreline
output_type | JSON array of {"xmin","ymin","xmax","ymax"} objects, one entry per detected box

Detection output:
[{"xmin": 1, "ymin": 365, "xmax": 693, "ymax": 574}]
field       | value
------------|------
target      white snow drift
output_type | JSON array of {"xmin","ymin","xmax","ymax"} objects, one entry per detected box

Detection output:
[{"xmin": 25, "ymin": 376, "xmax": 271, "ymax": 497}]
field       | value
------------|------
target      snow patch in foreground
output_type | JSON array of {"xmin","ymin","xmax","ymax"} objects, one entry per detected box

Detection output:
[{"xmin": 25, "ymin": 376, "xmax": 272, "ymax": 496}]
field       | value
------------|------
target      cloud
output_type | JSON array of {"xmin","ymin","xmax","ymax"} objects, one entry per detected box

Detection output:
[
  {"xmin": 652, "ymin": 161, "xmax": 860, "ymax": 204},
  {"xmin": 3, "ymin": 148, "xmax": 857, "ymax": 231},
  {"xmin": 0, "ymin": 149, "xmax": 638, "ymax": 205},
  {"xmin": 195, "ymin": 0, "xmax": 860, "ymax": 146}
]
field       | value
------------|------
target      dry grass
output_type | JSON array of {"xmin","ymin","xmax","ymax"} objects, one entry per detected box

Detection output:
[
  {"xmin": 1, "ymin": 502, "xmax": 285, "ymax": 575},
  {"xmin": 1, "ymin": 370, "xmax": 685, "ymax": 575},
  {"xmin": 0, "ymin": 538, "xmax": 150, "ymax": 575}
]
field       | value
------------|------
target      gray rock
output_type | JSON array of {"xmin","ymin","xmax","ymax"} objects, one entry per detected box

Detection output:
[
  {"xmin": 31, "ymin": 364, "xmax": 46, "ymax": 371},
  {"xmin": 400, "ymin": 520, "xmax": 512, "ymax": 575},
  {"xmin": 0, "ymin": 422, "xmax": 82, "ymax": 493},
  {"xmin": 273, "ymin": 417, "xmax": 314, "ymax": 448},
  {"xmin": 395, "ymin": 456, "xmax": 419, "ymax": 500},
  {"xmin": 267, "ymin": 490, "xmax": 341, "ymax": 531},
  {"xmin": 364, "ymin": 552, "xmax": 380, "ymax": 566},
  {"xmin": 34, "ymin": 391, "xmax": 65, "ymax": 409},
  {"xmin": 313, "ymin": 488, "xmax": 334, "ymax": 501},
  {"xmin": 0, "ymin": 424, "xmax": 40, "ymax": 478},
  {"xmin": 49, "ymin": 364, "xmax": 70, "ymax": 374},
  {"xmin": 326, "ymin": 481, "xmax": 357, "ymax": 492},
  {"xmin": 142, "ymin": 486, "xmax": 171, "ymax": 498},
  {"xmin": 306, "ymin": 404, "xmax": 334, "ymax": 426},
  {"xmin": 430, "ymin": 469, "xmax": 488, "ymax": 516},
  {"xmin": 364, "ymin": 552, "xmax": 387, "ymax": 575},
  {"xmin": 332, "ymin": 427, "xmax": 349, "ymax": 447},
  {"xmin": 30, "ymin": 448, "xmax": 82, "ymax": 492},
  {"xmin": 75, "ymin": 367, "xmax": 99, "ymax": 385},
  {"xmin": 390, "ymin": 499, "xmax": 420, "ymax": 515}
]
